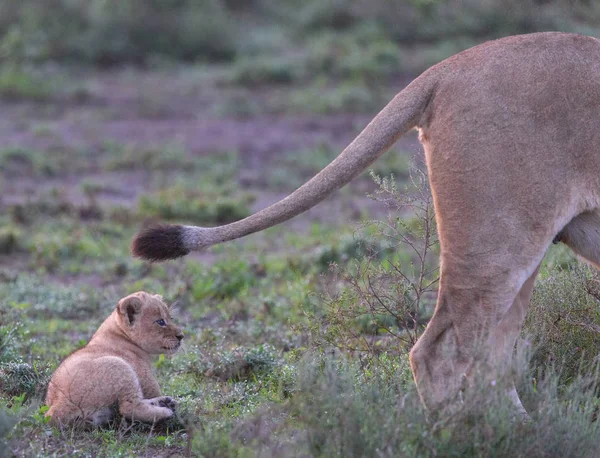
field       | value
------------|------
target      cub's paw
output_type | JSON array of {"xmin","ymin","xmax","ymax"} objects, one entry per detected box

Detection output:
[
  {"xmin": 151, "ymin": 406, "xmax": 174, "ymax": 423},
  {"xmin": 151, "ymin": 396, "xmax": 177, "ymax": 411}
]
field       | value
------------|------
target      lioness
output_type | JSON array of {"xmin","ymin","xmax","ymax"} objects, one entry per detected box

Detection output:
[
  {"xmin": 45, "ymin": 292, "xmax": 184, "ymax": 426},
  {"xmin": 131, "ymin": 32, "xmax": 600, "ymax": 414}
]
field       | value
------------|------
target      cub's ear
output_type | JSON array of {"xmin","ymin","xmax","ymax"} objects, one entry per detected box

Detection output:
[{"xmin": 117, "ymin": 295, "xmax": 144, "ymax": 325}]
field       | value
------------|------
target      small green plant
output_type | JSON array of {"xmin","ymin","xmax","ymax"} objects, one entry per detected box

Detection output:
[
  {"xmin": 227, "ymin": 55, "xmax": 303, "ymax": 86},
  {"xmin": 287, "ymin": 80, "xmax": 382, "ymax": 114},
  {"xmin": 102, "ymin": 142, "xmax": 196, "ymax": 172},
  {"xmin": 138, "ymin": 185, "xmax": 254, "ymax": 225},
  {"xmin": 314, "ymin": 234, "xmax": 395, "ymax": 272},
  {"xmin": 194, "ymin": 351, "xmax": 600, "ymax": 457},
  {"xmin": 191, "ymin": 259, "xmax": 256, "ymax": 302},
  {"xmin": 523, "ymin": 264, "xmax": 600, "ymax": 387},
  {"xmin": 0, "ymin": 360, "xmax": 50, "ymax": 401},
  {"xmin": 0, "ymin": 325, "xmax": 20, "ymax": 364},
  {"xmin": 205, "ymin": 344, "xmax": 279, "ymax": 382},
  {"xmin": 309, "ymin": 166, "xmax": 438, "ymax": 355},
  {"xmin": 0, "ymin": 66, "xmax": 51, "ymax": 101},
  {"xmin": 0, "ymin": 226, "xmax": 22, "ymax": 255},
  {"xmin": 306, "ymin": 27, "xmax": 401, "ymax": 81}
]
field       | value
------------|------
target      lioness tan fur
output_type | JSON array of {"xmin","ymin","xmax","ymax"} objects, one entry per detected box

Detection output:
[
  {"xmin": 45, "ymin": 292, "xmax": 184, "ymax": 426},
  {"xmin": 131, "ymin": 32, "xmax": 600, "ymax": 414}
]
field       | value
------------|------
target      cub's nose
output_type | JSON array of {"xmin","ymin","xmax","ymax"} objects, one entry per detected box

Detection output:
[{"xmin": 176, "ymin": 332, "xmax": 184, "ymax": 341}]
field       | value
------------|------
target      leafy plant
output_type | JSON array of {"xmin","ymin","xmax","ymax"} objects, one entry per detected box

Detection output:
[
  {"xmin": 523, "ymin": 264, "xmax": 600, "ymax": 387},
  {"xmin": 309, "ymin": 166, "xmax": 438, "ymax": 357}
]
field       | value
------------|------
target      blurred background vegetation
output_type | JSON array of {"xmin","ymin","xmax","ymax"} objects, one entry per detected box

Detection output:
[{"xmin": 2, "ymin": 0, "xmax": 600, "ymax": 66}]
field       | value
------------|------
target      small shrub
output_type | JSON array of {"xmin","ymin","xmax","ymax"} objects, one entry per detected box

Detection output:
[
  {"xmin": 194, "ymin": 352, "xmax": 600, "ymax": 457},
  {"xmin": 0, "ymin": 66, "xmax": 51, "ymax": 101},
  {"xmin": 287, "ymin": 80, "xmax": 381, "ymax": 114},
  {"xmin": 0, "ymin": 325, "xmax": 20, "ymax": 364},
  {"xmin": 0, "ymin": 360, "xmax": 49, "ymax": 401},
  {"xmin": 205, "ymin": 344, "xmax": 279, "ymax": 381},
  {"xmin": 314, "ymin": 235, "xmax": 393, "ymax": 272},
  {"xmin": 0, "ymin": 227, "xmax": 22, "ymax": 255},
  {"xmin": 27, "ymin": 223, "xmax": 122, "ymax": 274},
  {"xmin": 0, "ymin": 275, "xmax": 100, "ymax": 320},
  {"xmin": 309, "ymin": 166, "xmax": 438, "ymax": 354},
  {"xmin": 0, "ymin": 148, "xmax": 59, "ymax": 178},
  {"xmin": 102, "ymin": 142, "xmax": 196, "ymax": 172},
  {"xmin": 523, "ymin": 264, "xmax": 600, "ymax": 386},
  {"xmin": 191, "ymin": 259, "xmax": 256, "ymax": 301},
  {"xmin": 138, "ymin": 186, "xmax": 253, "ymax": 225},
  {"xmin": 306, "ymin": 27, "xmax": 401, "ymax": 81},
  {"xmin": 227, "ymin": 55, "xmax": 303, "ymax": 86},
  {"xmin": 296, "ymin": 0, "xmax": 359, "ymax": 31}
]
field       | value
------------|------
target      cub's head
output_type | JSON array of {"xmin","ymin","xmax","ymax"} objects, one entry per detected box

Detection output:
[{"xmin": 116, "ymin": 291, "xmax": 184, "ymax": 355}]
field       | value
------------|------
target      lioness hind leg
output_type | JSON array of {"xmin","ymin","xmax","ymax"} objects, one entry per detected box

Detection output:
[
  {"xmin": 555, "ymin": 210, "xmax": 600, "ymax": 267},
  {"xmin": 490, "ymin": 263, "xmax": 542, "ymax": 416},
  {"xmin": 409, "ymin": 257, "xmax": 543, "ymax": 414}
]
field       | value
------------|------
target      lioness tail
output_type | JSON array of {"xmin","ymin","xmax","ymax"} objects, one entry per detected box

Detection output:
[{"xmin": 131, "ymin": 73, "xmax": 436, "ymax": 261}]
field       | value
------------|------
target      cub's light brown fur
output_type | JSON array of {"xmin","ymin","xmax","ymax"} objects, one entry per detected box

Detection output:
[
  {"xmin": 131, "ymin": 32, "xmax": 600, "ymax": 414},
  {"xmin": 45, "ymin": 292, "xmax": 184, "ymax": 426}
]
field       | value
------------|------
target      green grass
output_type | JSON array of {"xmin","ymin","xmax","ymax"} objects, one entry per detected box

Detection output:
[
  {"xmin": 138, "ymin": 184, "xmax": 254, "ymax": 225},
  {"xmin": 0, "ymin": 67, "xmax": 52, "ymax": 101},
  {"xmin": 3, "ymin": 15, "xmax": 600, "ymax": 452},
  {"xmin": 3, "ymin": 162, "xmax": 600, "ymax": 457}
]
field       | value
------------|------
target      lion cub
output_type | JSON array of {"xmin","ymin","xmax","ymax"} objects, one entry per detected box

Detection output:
[{"xmin": 45, "ymin": 291, "xmax": 184, "ymax": 426}]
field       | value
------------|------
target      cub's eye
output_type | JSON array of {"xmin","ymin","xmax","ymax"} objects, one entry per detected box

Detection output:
[{"xmin": 155, "ymin": 319, "xmax": 167, "ymax": 327}]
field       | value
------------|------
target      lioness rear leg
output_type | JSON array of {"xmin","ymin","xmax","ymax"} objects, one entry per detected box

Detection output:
[
  {"xmin": 409, "ymin": 256, "xmax": 544, "ymax": 414},
  {"xmin": 489, "ymin": 263, "xmax": 542, "ymax": 416}
]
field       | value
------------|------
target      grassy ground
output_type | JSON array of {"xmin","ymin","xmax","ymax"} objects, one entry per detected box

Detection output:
[
  {"xmin": 0, "ymin": 65, "xmax": 414, "ymax": 457},
  {"xmin": 2, "ymin": 65, "xmax": 600, "ymax": 457},
  {"xmin": 2, "ymin": 5, "xmax": 600, "ymax": 455}
]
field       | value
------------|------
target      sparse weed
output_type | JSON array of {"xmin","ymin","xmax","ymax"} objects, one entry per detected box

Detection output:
[
  {"xmin": 102, "ymin": 142, "xmax": 196, "ymax": 172},
  {"xmin": 308, "ymin": 166, "xmax": 438, "ymax": 355},
  {"xmin": 0, "ymin": 360, "xmax": 50, "ymax": 401},
  {"xmin": 191, "ymin": 259, "xmax": 256, "ymax": 302},
  {"xmin": 0, "ymin": 226, "xmax": 22, "ymax": 255},
  {"xmin": 523, "ymin": 264, "xmax": 600, "ymax": 387},
  {"xmin": 0, "ymin": 274, "xmax": 101, "ymax": 320},
  {"xmin": 287, "ymin": 80, "xmax": 383, "ymax": 114},
  {"xmin": 227, "ymin": 55, "xmax": 303, "ymax": 87},
  {"xmin": 193, "ymin": 351, "xmax": 600, "ymax": 457},
  {"xmin": 138, "ymin": 185, "xmax": 254, "ymax": 226},
  {"xmin": 2, "ymin": 4, "xmax": 600, "ymax": 455},
  {"xmin": 0, "ymin": 66, "xmax": 51, "ymax": 101}
]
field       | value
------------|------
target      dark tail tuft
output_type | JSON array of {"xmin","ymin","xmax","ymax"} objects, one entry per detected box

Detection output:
[{"xmin": 131, "ymin": 224, "xmax": 190, "ymax": 262}]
